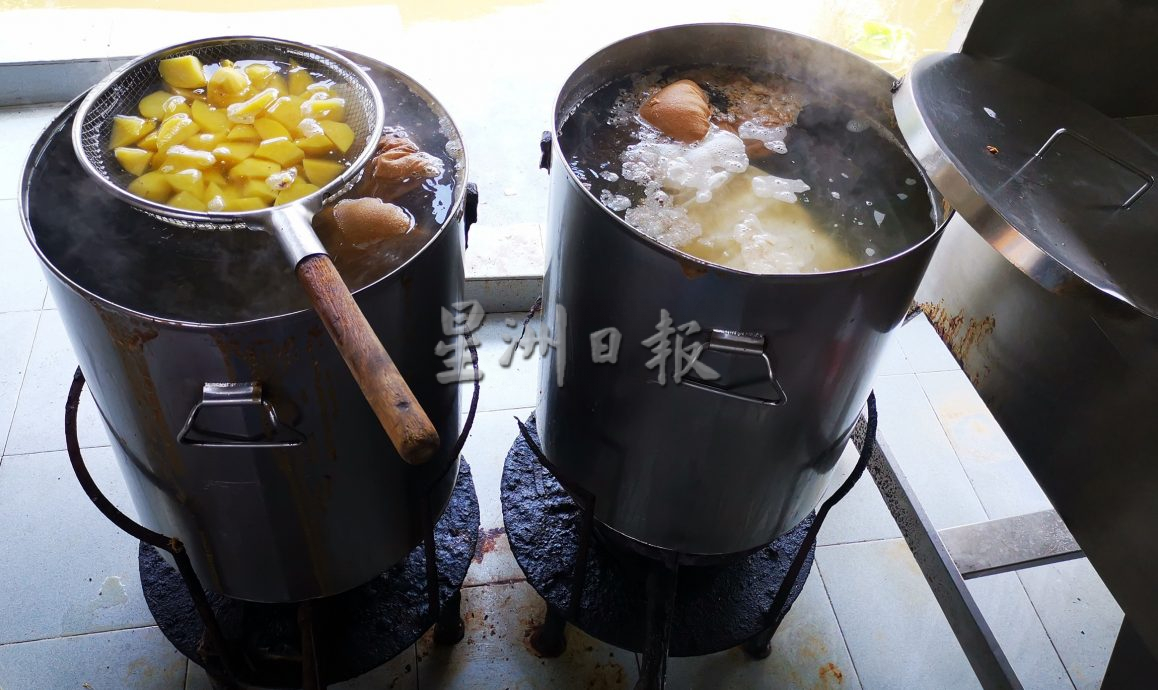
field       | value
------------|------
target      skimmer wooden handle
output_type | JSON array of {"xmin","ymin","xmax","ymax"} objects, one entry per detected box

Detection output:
[{"xmin": 297, "ymin": 254, "xmax": 440, "ymax": 465}]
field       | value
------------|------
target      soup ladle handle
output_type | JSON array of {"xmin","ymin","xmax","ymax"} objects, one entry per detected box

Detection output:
[{"xmin": 296, "ymin": 253, "xmax": 441, "ymax": 465}]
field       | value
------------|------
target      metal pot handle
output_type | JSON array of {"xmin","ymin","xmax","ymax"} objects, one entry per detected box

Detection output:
[
  {"xmin": 680, "ymin": 330, "xmax": 788, "ymax": 406},
  {"xmin": 178, "ymin": 382, "xmax": 305, "ymax": 448}
]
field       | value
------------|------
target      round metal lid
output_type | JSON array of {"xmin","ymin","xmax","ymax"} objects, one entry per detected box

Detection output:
[{"xmin": 895, "ymin": 52, "xmax": 1158, "ymax": 318}]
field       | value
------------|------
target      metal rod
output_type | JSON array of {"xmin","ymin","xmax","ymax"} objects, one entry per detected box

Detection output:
[
  {"xmin": 635, "ymin": 560, "xmax": 678, "ymax": 690},
  {"xmin": 433, "ymin": 590, "xmax": 465, "ymax": 645},
  {"xmin": 422, "ymin": 493, "xmax": 441, "ymax": 624},
  {"xmin": 65, "ymin": 367, "xmax": 237, "ymax": 685},
  {"xmin": 298, "ymin": 600, "xmax": 321, "ymax": 690},
  {"xmin": 748, "ymin": 393, "xmax": 878, "ymax": 655},
  {"xmin": 863, "ymin": 415, "xmax": 1022, "ymax": 690},
  {"xmin": 529, "ymin": 605, "xmax": 569, "ymax": 657}
]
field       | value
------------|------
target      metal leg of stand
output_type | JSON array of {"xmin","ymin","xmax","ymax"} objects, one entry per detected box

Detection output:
[
  {"xmin": 530, "ymin": 604, "xmax": 569, "ymax": 658},
  {"xmin": 65, "ymin": 368, "xmax": 237, "ymax": 687},
  {"xmin": 298, "ymin": 601, "xmax": 321, "ymax": 690},
  {"xmin": 433, "ymin": 590, "xmax": 466, "ymax": 645},
  {"xmin": 635, "ymin": 561, "xmax": 678, "ymax": 690},
  {"xmin": 859, "ymin": 419, "xmax": 1022, "ymax": 690}
]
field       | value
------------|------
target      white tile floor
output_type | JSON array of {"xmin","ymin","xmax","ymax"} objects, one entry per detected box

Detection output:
[{"xmin": 0, "ymin": 103, "xmax": 1127, "ymax": 689}]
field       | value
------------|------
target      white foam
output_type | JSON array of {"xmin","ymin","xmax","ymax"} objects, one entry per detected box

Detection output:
[
  {"xmin": 873, "ymin": 210, "xmax": 886, "ymax": 226},
  {"xmin": 599, "ymin": 189, "xmax": 632, "ymax": 212},
  {"xmin": 751, "ymin": 174, "xmax": 810, "ymax": 204},
  {"xmin": 621, "ymin": 128, "xmax": 749, "ymax": 206},
  {"xmin": 738, "ymin": 120, "xmax": 789, "ymax": 154}
]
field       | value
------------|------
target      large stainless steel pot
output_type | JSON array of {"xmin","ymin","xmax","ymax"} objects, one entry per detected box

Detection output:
[
  {"xmin": 19, "ymin": 51, "xmax": 469, "ymax": 603},
  {"xmin": 897, "ymin": 47, "xmax": 1158, "ymax": 656},
  {"xmin": 538, "ymin": 24, "xmax": 948, "ymax": 556}
]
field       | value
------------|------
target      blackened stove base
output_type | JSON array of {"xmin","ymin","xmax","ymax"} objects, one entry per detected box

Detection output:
[
  {"xmin": 141, "ymin": 459, "xmax": 480, "ymax": 689},
  {"xmin": 501, "ymin": 420, "xmax": 815, "ymax": 657}
]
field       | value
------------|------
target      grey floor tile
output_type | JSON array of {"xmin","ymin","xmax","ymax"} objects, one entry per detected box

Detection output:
[
  {"xmin": 965, "ymin": 573, "xmax": 1074, "ymax": 689},
  {"xmin": 872, "ymin": 374, "xmax": 988, "ymax": 530},
  {"xmin": 185, "ymin": 646, "xmax": 418, "ymax": 690},
  {"xmin": 5, "ymin": 309, "xmax": 110, "ymax": 455},
  {"xmin": 0, "ymin": 447, "xmax": 153, "ymax": 645},
  {"xmin": 817, "ymin": 442, "xmax": 901, "ymax": 546},
  {"xmin": 817, "ymin": 539, "xmax": 981, "ymax": 690},
  {"xmin": 1019, "ymin": 560, "xmax": 1123, "ymax": 690},
  {"xmin": 665, "ymin": 565, "xmax": 862, "ymax": 689},
  {"xmin": 918, "ymin": 369, "xmax": 1053, "ymax": 520},
  {"xmin": 875, "ymin": 331, "xmax": 913, "ymax": 377},
  {"xmin": 459, "ymin": 407, "xmax": 533, "ymax": 587},
  {"xmin": 0, "ymin": 106, "xmax": 62, "ymax": 201},
  {"xmin": 459, "ymin": 407, "xmax": 532, "ymax": 530},
  {"xmin": 0, "ymin": 199, "xmax": 48, "ymax": 313},
  {"xmin": 0, "ymin": 625, "xmax": 184, "ymax": 690},
  {"xmin": 416, "ymin": 580, "xmax": 636, "ymax": 688},
  {"xmin": 898, "ymin": 314, "xmax": 961, "ymax": 373},
  {"xmin": 461, "ymin": 312, "xmax": 544, "ymax": 414},
  {"xmin": 0, "ymin": 311, "xmax": 38, "ymax": 454}
]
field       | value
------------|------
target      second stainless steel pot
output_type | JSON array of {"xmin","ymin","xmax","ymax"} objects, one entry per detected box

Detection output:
[{"xmin": 538, "ymin": 24, "xmax": 949, "ymax": 556}]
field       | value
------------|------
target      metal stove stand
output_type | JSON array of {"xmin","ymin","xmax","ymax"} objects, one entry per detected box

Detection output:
[
  {"xmin": 501, "ymin": 395, "xmax": 878, "ymax": 690},
  {"xmin": 64, "ymin": 366, "xmax": 482, "ymax": 690}
]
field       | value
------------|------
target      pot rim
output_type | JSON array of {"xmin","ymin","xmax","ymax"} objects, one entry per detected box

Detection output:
[
  {"xmin": 19, "ymin": 47, "xmax": 468, "ymax": 330},
  {"xmin": 550, "ymin": 22, "xmax": 951, "ymax": 284}
]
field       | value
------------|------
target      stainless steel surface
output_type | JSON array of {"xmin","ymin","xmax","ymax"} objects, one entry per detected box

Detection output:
[
  {"xmin": 895, "ymin": 52, "xmax": 1158, "ymax": 318},
  {"xmin": 269, "ymin": 203, "xmax": 328, "ymax": 264},
  {"xmin": 961, "ymin": 0, "xmax": 1158, "ymax": 119},
  {"xmin": 857, "ymin": 418, "xmax": 1022, "ymax": 690},
  {"xmin": 897, "ymin": 48, "xmax": 1158, "ymax": 657},
  {"xmin": 177, "ymin": 382, "xmax": 306, "ymax": 448},
  {"xmin": 538, "ymin": 23, "xmax": 948, "ymax": 556},
  {"xmin": 681, "ymin": 330, "xmax": 786, "ymax": 407},
  {"xmin": 21, "ymin": 50, "xmax": 468, "ymax": 603},
  {"xmin": 914, "ymin": 215, "xmax": 1158, "ymax": 657},
  {"xmin": 939, "ymin": 511, "xmax": 1083, "ymax": 580},
  {"xmin": 72, "ymin": 36, "xmax": 384, "ymax": 236}
]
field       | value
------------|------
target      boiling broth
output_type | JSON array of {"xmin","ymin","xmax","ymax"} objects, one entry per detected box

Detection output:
[{"xmin": 561, "ymin": 66, "xmax": 931, "ymax": 274}]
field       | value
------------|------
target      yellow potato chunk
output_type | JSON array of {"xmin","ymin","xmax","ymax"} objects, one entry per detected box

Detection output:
[
  {"xmin": 295, "ymin": 134, "xmax": 334, "ymax": 156},
  {"xmin": 137, "ymin": 131, "xmax": 159, "ymax": 152},
  {"xmin": 185, "ymin": 132, "xmax": 224, "ymax": 151},
  {"xmin": 226, "ymin": 196, "xmax": 267, "ymax": 211},
  {"xmin": 161, "ymin": 96, "xmax": 190, "ymax": 118},
  {"xmin": 253, "ymin": 117, "xmax": 291, "ymax": 141},
  {"xmin": 114, "ymin": 147, "xmax": 152, "ymax": 176},
  {"xmin": 226, "ymin": 124, "xmax": 260, "ymax": 141},
  {"xmin": 203, "ymin": 167, "xmax": 230, "ymax": 187},
  {"xmin": 301, "ymin": 94, "xmax": 345, "ymax": 121},
  {"xmin": 244, "ymin": 63, "xmax": 273, "ymax": 89},
  {"xmin": 267, "ymin": 73, "xmax": 290, "ymax": 97},
  {"xmin": 127, "ymin": 171, "xmax": 172, "ymax": 202},
  {"xmin": 165, "ymin": 168, "xmax": 204, "ymax": 195},
  {"xmin": 242, "ymin": 178, "xmax": 278, "ymax": 203},
  {"xmin": 169, "ymin": 190, "xmax": 208, "ymax": 212},
  {"xmin": 266, "ymin": 95, "xmax": 304, "ymax": 131},
  {"xmin": 207, "ymin": 65, "xmax": 252, "ymax": 107},
  {"xmin": 191, "ymin": 100, "xmax": 229, "ymax": 133},
  {"xmin": 319, "ymin": 120, "xmax": 355, "ymax": 153},
  {"xmin": 155, "ymin": 114, "xmax": 200, "ymax": 153},
  {"xmin": 288, "ymin": 66, "xmax": 314, "ymax": 95},
  {"xmin": 203, "ymin": 180, "xmax": 226, "ymax": 202},
  {"xmin": 109, "ymin": 115, "xmax": 156, "ymax": 149},
  {"xmin": 138, "ymin": 91, "xmax": 173, "ymax": 119},
  {"xmin": 163, "ymin": 145, "xmax": 216, "ymax": 169},
  {"xmin": 229, "ymin": 158, "xmax": 281, "ymax": 180},
  {"xmin": 275, "ymin": 178, "xmax": 320, "ymax": 205},
  {"xmin": 254, "ymin": 137, "xmax": 304, "ymax": 167},
  {"xmin": 159, "ymin": 55, "xmax": 207, "ymax": 89},
  {"xmin": 302, "ymin": 158, "xmax": 345, "ymax": 187},
  {"xmin": 212, "ymin": 142, "xmax": 258, "ymax": 166},
  {"xmin": 226, "ymin": 88, "xmax": 279, "ymax": 125}
]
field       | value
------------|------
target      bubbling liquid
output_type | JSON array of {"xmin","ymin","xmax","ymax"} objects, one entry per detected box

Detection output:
[{"xmin": 562, "ymin": 66, "xmax": 931, "ymax": 274}]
